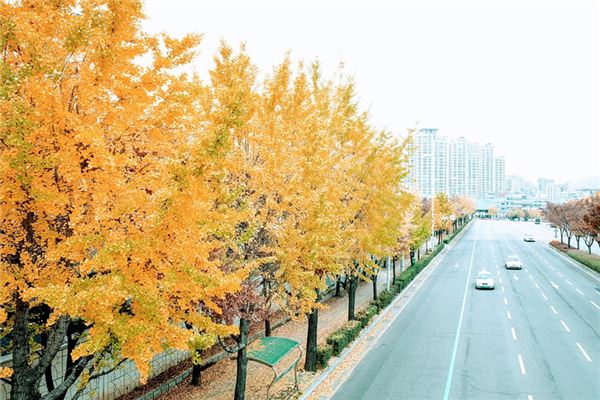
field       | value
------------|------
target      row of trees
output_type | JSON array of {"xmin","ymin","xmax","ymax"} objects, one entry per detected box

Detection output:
[
  {"xmin": 0, "ymin": 1, "xmax": 476, "ymax": 400},
  {"xmin": 506, "ymin": 207, "xmax": 542, "ymax": 221},
  {"xmin": 544, "ymin": 194, "xmax": 600, "ymax": 254}
]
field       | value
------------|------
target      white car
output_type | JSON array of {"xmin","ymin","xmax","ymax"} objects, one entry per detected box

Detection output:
[
  {"xmin": 524, "ymin": 234, "xmax": 535, "ymax": 242},
  {"xmin": 475, "ymin": 270, "xmax": 495, "ymax": 289},
  {"xmin": 505, "ymin": 255, "xmax": 523, "ymax": 270}
]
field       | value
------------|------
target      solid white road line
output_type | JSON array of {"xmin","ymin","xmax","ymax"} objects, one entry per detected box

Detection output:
[
  {"xmin": 518, "ymin": 354, "xmax": 527, "ymax": 374},
  {"xmin": 576, "ymin": 288, "xmax": 584, "ymax": 295},
  {"xmin": 576, "ymin": 343, "xmax": 592, "ymax": 362},
  {"xmin": 560, "ymin": 320, "xmax": 571, "ymax": 333},
  {"xmin": 507, "ymin": 310, "xmax": 512, "ymax": 320},
  {"xmin": 550, "ymin": 305, "xmax": 558, "ymax": 314},
  {"xmin": 541, "ymin": 292, "xmax": 548, "ymax": 301},
  {"xmin": 504, "ymin": 297, "xmax": 508, "ymax": 305},
  {"xmin": 511, "ymin": 326, "xmax": 517, "ymax": 340},
  {"xmin": 566, "ymin": 279, "xmax": 573, "ymax": 286},
  {"xmin": 442, "ymin": 224, "xmax": 479, "ymax": 400},
  {"xmin": 591, "ymin": 300, "xmax": 600, "ymax": 310}
]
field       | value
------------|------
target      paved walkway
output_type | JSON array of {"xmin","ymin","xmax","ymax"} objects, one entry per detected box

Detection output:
[{"xmin": 157, "ymin": 256, "xmax": 411, "ymax": 400}]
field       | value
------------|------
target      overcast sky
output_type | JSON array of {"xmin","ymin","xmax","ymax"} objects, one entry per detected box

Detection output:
[{"xmin": 143, "ymin": 0, "xmax": 599, "ymax": 184}]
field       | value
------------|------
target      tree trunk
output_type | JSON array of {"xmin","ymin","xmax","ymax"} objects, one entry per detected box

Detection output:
[
  {"xmin": 11, "ymin": 297, "xmax": 41, "ymax": 400},
  {"xmin": 417, "ymin": 248, "xmax": 420, "ymax": 260},
  {"xmin": 567, "ymin": 234, "xmax": 572, "ymax": 249},
  {"xmin": 264, "ymin": 319, "xmax": 272, "ymax": 337},
  {"xmin": 304, "ymin": 307, "xmax": 319, "ymax": 372},
  {"xmin": 234, "ymin": 318, "xmax": 250, "ymax": 400},
  {"xmin": 347, "ymin": 276, "xmax": 357, "ymax": 320},
  {"xmin": 372, "ymin": 273, "xmax": 378, "ymax": 301},
  {"xmin": 560, "ymin": 228, "xmax": 564, "ymax": 244},
  {"xmin": 191, "ymin": 359, "xmax": 202, "ymax": 386},
  {"xmin": 575, "ymin": 236, "xmax": 580, "ymax": 250},
  {"xmin": 392, "ymin": 256, "xmax": 396, "ymax": 285},
  {"xmin": 335, "ymin": 276, "xmax": 341, "ymax": 297},
  {"xmin": 410, "ymin": 250, "xmax": 415, "ymax": 267}
]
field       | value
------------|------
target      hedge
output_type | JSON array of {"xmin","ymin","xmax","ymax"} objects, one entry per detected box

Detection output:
[
  {"xmin": 316, "ymin": 343, "xmax": 333, "ymax": 369},
  {"xmin": 550, "ymin": 240, "xmax": 600, "ymax": 274},
  {"xmin": 326, "ymin": 320, "xmax": 362, "ymax": 356},
  {"xmin": 376, "ymin": 289, "xmax": 395, "ymax": 310},
  {"xmin": 566, "ymin": 251, "xmax": 600, "ymax": 274}
]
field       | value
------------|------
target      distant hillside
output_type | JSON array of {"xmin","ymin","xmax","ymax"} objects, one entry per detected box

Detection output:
[{"xmin": 572, "ymin": 176, "xmax": 600, "ymax": 190}]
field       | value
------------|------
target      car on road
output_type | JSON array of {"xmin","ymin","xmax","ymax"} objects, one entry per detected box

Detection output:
[
  {"xmin": 475, "ymin": 270, "xmax": 495, "ymax": 289},
  {"xmin": 523, "ymin": 233, "xmax": 535, "ymax": 242},
  {"xmin": 505, "ymin": 255, "xmax": 523, "ymax": 270}
]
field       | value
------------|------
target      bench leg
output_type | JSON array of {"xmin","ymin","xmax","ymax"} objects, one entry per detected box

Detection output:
[{"xmin": 266, "ymin": 368, "xmax": 277, "ymax": 400}]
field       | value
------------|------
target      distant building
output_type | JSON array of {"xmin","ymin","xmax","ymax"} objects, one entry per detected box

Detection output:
[
  {"xmin": 408, "ymin": 128, "xmax": 449, "ymax": 198},
  {"xmin": 409, "ymin": 128, "xmax": 506, "ymax": 199},
  {"xmin": 449, "ymin": 137, "xmax": 469, "ymax": 197},
  {"xmin": 494, "ymin": 157, "xmax": 505, "ymax": 195}
]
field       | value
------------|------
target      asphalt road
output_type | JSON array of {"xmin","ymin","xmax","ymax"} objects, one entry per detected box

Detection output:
[{"xmin": 332, "ymin": 219, "xmax": 600, "ymax": 400}]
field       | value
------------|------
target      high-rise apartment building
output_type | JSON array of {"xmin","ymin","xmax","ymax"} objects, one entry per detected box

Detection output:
[
  {"xmin": 409, "ymin": 128, "xmax": 505, "ymax": 199},
  {"xmin": 494, "ymin": 157, "xmax": 505, "ymax": 194},
  {"xmin": 449, "ymin": 137, "xmax": 469, "ymax": 197},
  {"xmin": 408, "ymin": 128, "xmax": 449, "ymax": 198}
]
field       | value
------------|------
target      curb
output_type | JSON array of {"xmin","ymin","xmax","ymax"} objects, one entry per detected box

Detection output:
[
  {"xmin": 299, "ymin": 220, "xmax": 473, "ymax": 399},
  {"xmin": 545, "ymin": 243, "xmax": 600, "ymax": 283}
]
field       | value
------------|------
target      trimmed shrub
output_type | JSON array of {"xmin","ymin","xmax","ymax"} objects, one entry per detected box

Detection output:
[
  {"xmin": 326, "ymin": 320, "xmax": 363, "ymax": 356},
  {"xmin": 376, "ymin": 289, "xmax": 394, "ymax": 310},
  {"xmin": 316, "ymin": 343, "xmax": 333, "ymax": 369},
  {"xmin": 326, "ymin": 331, "xmax": 348, "ymax": 356},
  {"xmin": 356, "ymin": 304, "xmax": 378, "ymax": 328}
]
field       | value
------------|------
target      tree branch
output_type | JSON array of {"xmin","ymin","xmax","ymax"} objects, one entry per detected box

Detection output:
[
  {"xmin": 33, "ymin": 315, "xmax": 69, "ymax": 382},
  {"xmin": 217, "ymin": 336, "xmax": 244, "ymax": 354},
  {"xmin": 41, "ymin": 355, "xmax": 92, "ymax": 400}
]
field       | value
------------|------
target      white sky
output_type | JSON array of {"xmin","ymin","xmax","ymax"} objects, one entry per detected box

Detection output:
[{"xmin": 143, "ymin": 0, "xmax": 599, "ymax": 184}]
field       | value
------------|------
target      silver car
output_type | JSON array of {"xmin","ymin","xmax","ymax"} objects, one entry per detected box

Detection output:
[
  {"xmin": 475, "ymin": 270, "xmax": 495, "ymax": 289},
  {"xmin": 505, "ymin": 255, "xmax": 523, "ymax": 270}
]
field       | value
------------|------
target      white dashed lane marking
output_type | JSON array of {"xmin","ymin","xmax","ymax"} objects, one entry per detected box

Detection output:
[
  {"xmin": 591, "ymin": 300, "xmax": 600, "ymax": 310},
  {"xmin": 550, "ymin": 305, "xmax": 558, "ymax": 314},
  {"xmin": 565, "ymin": 279, "xmax": 573, "ymax": 286},
  {"xmin": 560, "ymin": 320, "xmax": 571, "ymax": 333},
  {"xmin": 577, "ymin": 343, "xmax": 592, "ymax": 362},
  {"xmin": 511, "ymin": 326, "xmax": 517, "ymax": 340},
  {"xmin": 507, "ymin": 310, "xmax": 512, "ymax": 320},
  {"xmin": 541, "ymin": 292, "xmax": 548, "ymax": 301},
  {"xmin": 576, "ymin": 288, "xmax": 584, "ymax": 295},
  {"xmin": 504, "ymin": 297, "xmax": 508, "ymax": 305},
  {"xmin": 534, "ymin": 282, "xmax": 539, "ymax": 289},
  {"xmin": 518, "ymin": 354, "xmax": 527, "ymax": 374}
]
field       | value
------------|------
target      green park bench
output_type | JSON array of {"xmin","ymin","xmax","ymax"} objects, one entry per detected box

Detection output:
[{"xmin": 247, "ymin": 336, "xmax": 302, "ymax": 399}]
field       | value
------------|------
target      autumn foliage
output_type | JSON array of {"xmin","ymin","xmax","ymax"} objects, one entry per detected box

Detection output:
[{"xmin": 0, "ymin": 1, "xmax": 426, "ymax": 399}]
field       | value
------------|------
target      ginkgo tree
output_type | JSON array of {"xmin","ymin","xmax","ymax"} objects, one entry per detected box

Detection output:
[{"xmin": 0, "ymin": 2, "xmax": 243, "ymax": 399}]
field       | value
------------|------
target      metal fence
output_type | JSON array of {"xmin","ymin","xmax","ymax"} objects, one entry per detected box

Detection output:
[{"xmin": 0, "ymin": 345, "xmax": 189, "ymax": 400}]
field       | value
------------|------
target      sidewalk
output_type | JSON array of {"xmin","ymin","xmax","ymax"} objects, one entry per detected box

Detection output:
[{"xmin": 154, "ymin": 257, "xmax": 408, "ymax": 400}]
